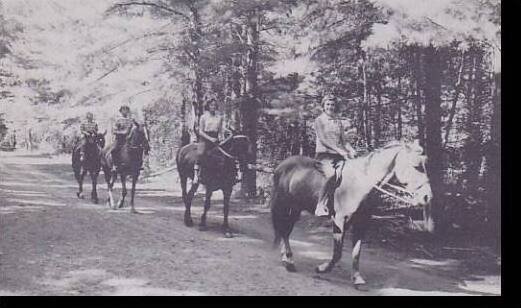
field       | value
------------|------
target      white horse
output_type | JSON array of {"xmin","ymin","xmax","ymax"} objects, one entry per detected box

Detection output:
[{"xmin": 270, "ymin": 139, "xmax": 434, "ymax": 287}]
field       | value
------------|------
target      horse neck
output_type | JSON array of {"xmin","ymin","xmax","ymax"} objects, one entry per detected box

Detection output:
[{"xmin": 351, "ymin": 146, "xmax": 402, "ymax": 185}]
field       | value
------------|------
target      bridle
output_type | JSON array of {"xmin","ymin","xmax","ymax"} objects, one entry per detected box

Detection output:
[
  {"xmin": 372, "ymin": 146, "xmax": 430, "ymax": 206},
  {"xmin": 213, "ymin": 135, "xmax": 250, "ymax": 161}
]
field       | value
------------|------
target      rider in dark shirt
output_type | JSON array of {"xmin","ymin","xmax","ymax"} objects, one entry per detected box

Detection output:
[
  {"xmin": 108, "ymin": 105, "xmax": 134, "ymax": 172},
  {"xmin": 78, "ymin": 112, "xmax": 99, "ymax": 161}
]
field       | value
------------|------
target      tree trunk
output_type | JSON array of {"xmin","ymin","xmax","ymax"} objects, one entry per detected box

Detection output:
[
  {"xmin": 240, "ymin": 10, "xmax": 261, "ymax": 197},
  {"xmin": 374, "ymin": 84, "xmax": 383, "ymax": 147},
  {"xmin": 463, "ymin": 49, "xmax": 485, "ymax": 191},
  {"xmin": 423, "ymin": 45, "xmax": 444, "ymax": 232},
  {"xmin": 188, "ymin": 4, "xmax": 204, "ymax": 120},
  {"xmin": 414, "ymin": 49, "xmax": 426, "ymax": 146},
  {"xmin": 484, "ymin": 71, "xmax": 500, "ymax": 252},
  {"xmin": 396, "ymin": 76, "xmax": 403, "ymax": 139},
  {"xmin": 443, "ymin": 51, "xmax": 465, "ymax": 147}
]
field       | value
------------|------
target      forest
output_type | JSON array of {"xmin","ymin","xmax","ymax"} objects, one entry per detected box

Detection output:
[{"xmin": 0, "ymin": 0, "xmax": 501, "ymax": 248}]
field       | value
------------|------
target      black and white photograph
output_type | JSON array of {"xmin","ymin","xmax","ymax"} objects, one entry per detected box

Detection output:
[{"xmin": 0, "ymin": 0, "xmax": 502, "ymax": 297}]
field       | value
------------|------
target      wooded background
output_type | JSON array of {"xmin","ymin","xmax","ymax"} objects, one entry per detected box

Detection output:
[{"xmin": 0, "ymin": 0, "xmax": 501, "ymax": 242}]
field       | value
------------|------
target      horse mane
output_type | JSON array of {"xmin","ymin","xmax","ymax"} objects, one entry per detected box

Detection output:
[{"xmin": 362, "ymin": 141, "xmax": 403, "ymax": 173}]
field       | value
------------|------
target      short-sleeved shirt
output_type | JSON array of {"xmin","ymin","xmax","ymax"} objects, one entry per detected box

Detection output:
[
  {"xmin": 80, "ymin": 121, "xmax": 98, "ymax": 134},
  {"xmin": 314, "ymin": 112, "xmax": 345, "ymax": 155},
  {"xmin": 113, "ymin": 116, "xmax": 134, "ymax": 135},
  {"xmin": 199, "ymin": 112, "xmax": 223, "ymax": 134}
]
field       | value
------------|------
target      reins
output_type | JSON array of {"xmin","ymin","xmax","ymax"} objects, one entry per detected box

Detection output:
[{"xmin": 372, "ymin": 154, "xmax": 429, "ymax": 206}]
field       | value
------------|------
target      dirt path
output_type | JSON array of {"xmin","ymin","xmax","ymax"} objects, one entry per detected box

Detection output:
[{"xmin": 0, "ymin": 152, "xmax": 500, "ymax": 296}]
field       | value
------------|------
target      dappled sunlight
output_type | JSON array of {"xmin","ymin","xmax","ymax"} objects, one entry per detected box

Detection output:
[
  {"xmin": 40, "ymin": 269, "xmax": 110, "ymax": 292},
  {"xmin": 217, "ymin": 236, "xmax": 264, "ymax": 244},
  {"xmin": 0, "ymin": 181, "xmax": 77, "ymax": 189},
  {"xmin": 5, "ymin": 198, "xmax": 66, "ymax": 207},
  {"xmin": 0, "ymin": 205, "xmax": 44, "ymax": 214},
  {"xmin": 0, "ymin": 189, "xmax": 47, "ymax": 196},
  {"xmin": 0, "ymin": 290, "xmax": 28, "ymax": 296},
  {"xmin": 377, "ymin": 288, "xmax": 474, "ymax": 296},
  {"xmin": 458, "ymin": 275, "xmax": 501, "ymax": 295},
  {"xmin": 299, "ymin": 250, "xmax": 330, "ymax": 261},
  {"xmin": 100, "ymin": 277, "xmax": 206, "ymax": 296},
  {"xmin": 409, "ymin": 258, "xmax": 460, "ymax": 268},
  {"xmin": 214, "ymin": 214, "xmax": 258, "ymax": 220},
  {"xmin": 289, "ymin": 239, "xmax": 315, "ymax": 248}
]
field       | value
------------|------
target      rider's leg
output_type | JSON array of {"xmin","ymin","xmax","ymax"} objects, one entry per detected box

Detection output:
[
  {"xmin": 193, "ymin": 141, "xmax": 206, "ymax": 184},
  {"xmin": 315, "ymin": 155, "xmax": 337, "ymax": 217},
  {"xmin": 78, "ymin": 137, "xmax": 87, "ymax": 161}
]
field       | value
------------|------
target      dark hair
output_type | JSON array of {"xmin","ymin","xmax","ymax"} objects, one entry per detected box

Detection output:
[
  {"xmin": 205, "ymin": 98, "xmax": 217, "ymax": 111},
  {"xmin": 119, "ymin": 105, "xmax": 130, "ymax": 112}
]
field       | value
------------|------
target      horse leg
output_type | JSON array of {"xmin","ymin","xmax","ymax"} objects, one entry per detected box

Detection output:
[
  {"xmin": 351, "ymin": 210, "xmax": 370, "ymax": 287},
  {"xmin": 180, "ymin": 176, "xmax": 193, "ymax": 227},
  {"xmin": 130, "ymin": 173, "xmax": 138, "ymax": 214},
  {"xmin": 222, "ymin": 187, "xmax": 233, "ymax": 238},
  {"xmin": 281, "ymin": 235, "xmax": 297, "ymax": 272},
  {"xmin": 90, "ymin": 171, "xmax": 99, "ymax": 204},
  {"xmin": 199, "ymin": 188, "xmax": 213, "ymax": 231},
  {"xmin": 118, "ymin": 173, "xmax": 127, "ymax": 209},
  {"xmin": 104, "ymin": 166, "xmax": 115, "ymax": 209},
  {"xmin": 78, "ymin": 169, "xmax": 87, "ymax": 199},
  {"xmin": 316, "ymin": 215, "xmax": 351, "ymax": 274}
]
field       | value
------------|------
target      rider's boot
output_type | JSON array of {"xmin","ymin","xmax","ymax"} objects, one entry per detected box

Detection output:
[
  {"xmin": 235, "ymin": 162, "xmax": 242, "ymax": 183},
  {"xmin": 315, "ymin": 177, "xmax": 335, "ymax": 217},
  {"xmin": 111, "ymin": 150, "xmax": 118, "ymax": 173}
]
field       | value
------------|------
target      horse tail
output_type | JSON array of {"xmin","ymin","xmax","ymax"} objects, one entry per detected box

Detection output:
[{"xmin": 270, "ymin": 166, "xmax": 289, "ymax": 249}]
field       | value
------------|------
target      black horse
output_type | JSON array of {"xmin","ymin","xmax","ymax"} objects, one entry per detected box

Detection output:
[
  {"xmin": 101, "ymin": 121, "xmax": 150, "ymax": 213},
  {"xmin": 72, "ymin": 131, "xmax": 106, "ymax": 203},
  {"xmin": 176, "ymin": 133, "xmax": 252, "ymax": 238}
]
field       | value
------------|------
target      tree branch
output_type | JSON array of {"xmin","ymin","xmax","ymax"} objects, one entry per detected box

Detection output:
[{"xmin": 109, "ymin": 2, "xmax": 190, "ymax": 21}]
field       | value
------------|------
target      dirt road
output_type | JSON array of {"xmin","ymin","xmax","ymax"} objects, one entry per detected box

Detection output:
[{"xmin": 0, "ymin": 151, "xmax": 500, "ymax": 296}]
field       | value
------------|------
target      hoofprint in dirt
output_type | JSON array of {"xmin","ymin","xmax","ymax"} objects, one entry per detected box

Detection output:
[{"xmin": 0, "ymin": 152, "xmax": 500, "ymax": 296}]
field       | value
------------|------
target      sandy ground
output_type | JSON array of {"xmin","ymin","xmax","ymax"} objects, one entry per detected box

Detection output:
[{"xmin": 0, "ymin": 151, "xmax": 501, "ymax": 296}]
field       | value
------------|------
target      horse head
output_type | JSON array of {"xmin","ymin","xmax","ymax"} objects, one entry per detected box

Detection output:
[
  {"xmin": 228, "ymin": 134, "xmax": 253, "ymax": 165},
  {"xmin": 83, "ymin": 130, "xmax": 106, "ymax": 150},
  {"xmin": 391, "ymin": 139, "xmax": 435, "ymax": 233},
  {"xmin": 127, "ymin": 122, "xmax": 150, "ymax": 154}
]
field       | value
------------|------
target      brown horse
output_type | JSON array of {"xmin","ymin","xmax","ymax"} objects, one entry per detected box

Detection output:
[
  {"xmin": 101, "ymin": 122, "xmax": 150, "ymax": 213},
  {"xmin": 270, "ymin": 140, "xmax": 434, "ymax": 287},
  {"xmin": 72, "ymin": 131, "xmax": 106, "ymax": 203},
  {"xmin": 176, "ymin": 134, "xmax": 253, "ymax": 238}
]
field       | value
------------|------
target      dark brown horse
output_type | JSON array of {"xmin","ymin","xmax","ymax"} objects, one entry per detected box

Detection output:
[
  {"xmin": 176, "ymin": 134, "xmax": 252, "ymax": 238},
  {"xmin": 72, "ymin": 131, "xmax": 106, "ymax": 203},
  {"xmin": 270, "ymin": 140, "xmax": 434, "ymax": 287},
  {"xmin": 101, "ymin": 122, "xmax": 150, "ymax": 213}
]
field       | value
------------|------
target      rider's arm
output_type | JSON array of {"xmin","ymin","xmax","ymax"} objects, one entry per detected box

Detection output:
[
  {"xmin": 315, "ymin": 117, "xmax": 350, "ymax": 157},
  {"xmin": 339, "ymin": 120, "xmax": 356, "ymax": 158}
]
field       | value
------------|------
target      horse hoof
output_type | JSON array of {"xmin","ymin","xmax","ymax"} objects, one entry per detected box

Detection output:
[
  {"xmin": 131, "ymin": 209, "xmax": 138, "ymax": 214},
  {"xmin": 354, "ymin": 284, "xmax": 369, "ymax": 292},
  {"xmin": 352, "ymin": 274, "xmax": 367, "ymax": 286},
  {"xmin": 184, "ymin": 219, "xmax": 194, "ymax": 227},
  {"xmin": 283, "ymin": 262, "xmax": 297, "ymax": 272},
  {"xmin": 77, "ymin": 192, "xmax": 84, "ymax": 199},
  {"xmin": 224, "ymin": 231, "xmax": 233, "ymax": 238},
  {"xmin": 315, "ymin": 263, "xmax": 331, "ymax": 274}
]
